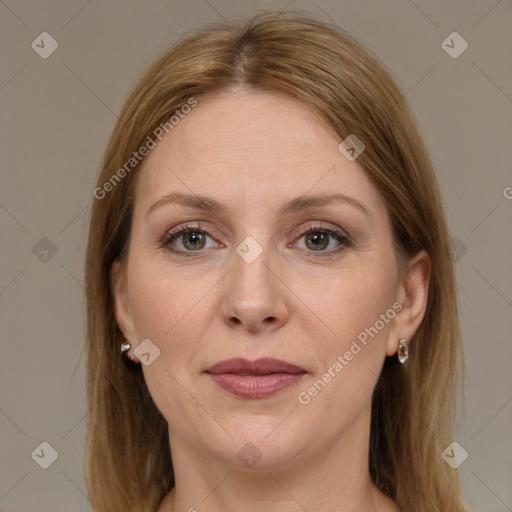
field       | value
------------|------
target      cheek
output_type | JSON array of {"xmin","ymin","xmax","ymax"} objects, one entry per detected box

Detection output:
[
  {"xmin": 295, "ymin": 262, "xmax": 396, "ymax": 349},
  {"xmin": 128, "ymin": 256, "xmax": 204, "ymax": 336},
  {"xmin": 293, "ymin": 263, "xmax": 397, "ymax": 405},
  {"xmin": 126, "ymin": 259, "xmax": 220, "ymax": 372},
  {"xmin": 126, "ymin": 265, "xmax": 217, "ymax": 431}
]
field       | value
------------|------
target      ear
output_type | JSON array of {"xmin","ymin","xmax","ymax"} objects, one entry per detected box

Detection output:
[
  {"xmin": 386, "ymin": 249, "xmax": 431, "ymax": 356},
  {"xmin": 111, "ymin": 258, "xmax": 136, "ymax": 345}
]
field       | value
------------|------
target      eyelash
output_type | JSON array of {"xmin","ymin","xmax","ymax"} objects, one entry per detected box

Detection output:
[{"xmin": 159, "ymin": 222, "xmax": 352, "ymax": 258}]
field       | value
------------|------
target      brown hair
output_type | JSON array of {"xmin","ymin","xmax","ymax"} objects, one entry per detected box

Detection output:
[{"xmin": 85, "ymin": 11, "xmax": 467, "ymax": 512}]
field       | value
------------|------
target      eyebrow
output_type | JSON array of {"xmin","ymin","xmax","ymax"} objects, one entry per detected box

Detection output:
[
  {"xmin": 277, "ymin": 193, "xmax": 371, "ymax": 217},
  {"xmin": 145, "ymin": 191, "xmax": 371, "ymax": 219}
]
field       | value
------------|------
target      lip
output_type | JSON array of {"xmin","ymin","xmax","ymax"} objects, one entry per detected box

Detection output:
[
  {"xmin": 207, "ymin": 357, "xmax": 306, "ymax": 375},
  {"xmin": 206, "ymin": 358, "xmax": 306, "ymax": 399}
]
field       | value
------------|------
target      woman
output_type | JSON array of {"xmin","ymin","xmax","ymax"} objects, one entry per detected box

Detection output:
[{"xmin": 85, "ymin": 12, "xmax": 468, "ymax": 512}]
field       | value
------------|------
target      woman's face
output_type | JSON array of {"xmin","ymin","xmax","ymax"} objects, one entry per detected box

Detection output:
[{"xmin": 113, "ymin": 90, "xmax": 417, "ymax": 470}]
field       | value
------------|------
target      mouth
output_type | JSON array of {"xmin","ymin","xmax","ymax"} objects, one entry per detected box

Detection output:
[{"xmin": 205, "ymin": 358, "xmax": 307, "ymax": 399}]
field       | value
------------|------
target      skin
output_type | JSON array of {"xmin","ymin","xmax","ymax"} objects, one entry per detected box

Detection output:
[{"xmin": 112, "ymin": 90, "xmax": 430, "ymax": 512}]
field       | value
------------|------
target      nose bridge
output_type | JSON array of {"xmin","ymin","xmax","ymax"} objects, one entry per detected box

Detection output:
[
  {"xmin": 232, "ymin": 247, "xmax": 272, "ymax": 298},
  {"xmin": 221, "ymin": 239, "xmax": 288, "ymax": 332}
]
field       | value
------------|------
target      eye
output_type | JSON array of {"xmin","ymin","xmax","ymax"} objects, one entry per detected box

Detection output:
[
  {"xmin": 293, "ymin": 224, "xmax": 351, "ymax": 256},
  {"xmin": 160, "ymin": 224, "xmax": 220, "ymax": 255},
  {"xmin": 160, "ymin": 222, "xmax": 350, "ymax": 258}
]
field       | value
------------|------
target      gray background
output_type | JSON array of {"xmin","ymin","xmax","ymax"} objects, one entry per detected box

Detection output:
[{"xmin": 1, "ymin": 1, "xmax": 511, "ymax": 511}]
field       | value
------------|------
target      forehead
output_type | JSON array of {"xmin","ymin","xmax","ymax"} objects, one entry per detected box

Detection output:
[{"xmin": 134, "ymin": 90, "xmax": 385, "ymax": 217}]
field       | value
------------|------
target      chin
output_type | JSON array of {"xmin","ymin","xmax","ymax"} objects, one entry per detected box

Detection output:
[{"xmin": 212, "ymin": 416, "xmax": 307, "ymax": 471}]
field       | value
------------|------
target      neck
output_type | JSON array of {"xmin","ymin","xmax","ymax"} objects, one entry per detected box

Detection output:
[{"xmin": 159, "ymin": 407, "xmax": 399, "ymax": 512}]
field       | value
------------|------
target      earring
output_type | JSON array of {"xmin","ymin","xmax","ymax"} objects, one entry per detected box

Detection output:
[
  {"xmin": 397, "ymin": 338, "xmax": 409, "ymax": 364},
  {"xmin": 121, "ymin": 339, "xmax": 138, "ymax": 368}
]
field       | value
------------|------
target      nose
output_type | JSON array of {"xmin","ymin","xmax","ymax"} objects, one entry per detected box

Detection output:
[{"xmin": 220, "ymin": 247, "xmax": 289, "ymax": 334}]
